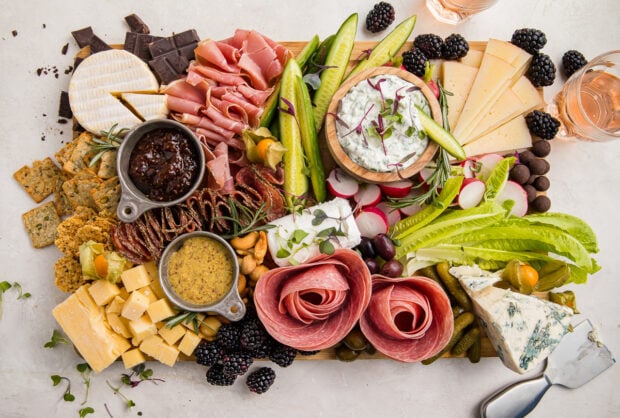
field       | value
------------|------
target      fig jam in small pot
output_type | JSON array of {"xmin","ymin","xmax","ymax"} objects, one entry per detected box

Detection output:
[{"xmin": 128, "ymin": 128, "xmax": 199, "ymax": 202}]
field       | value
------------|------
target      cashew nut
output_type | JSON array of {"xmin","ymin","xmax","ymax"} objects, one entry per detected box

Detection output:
[
  {"xmin": 253, "ymin": 231, "xmax": 268, "ymax": 264},
  {"xmin": 240, "ymin": 254, "xmax": 258, "ymax": 276},
  {"xmin": 230, "ymin": 231, "xmax": 259, "ymax": 251},
  {"xmin": 249, "ymin": 264, "xmax": 269, "ymax": 282}
]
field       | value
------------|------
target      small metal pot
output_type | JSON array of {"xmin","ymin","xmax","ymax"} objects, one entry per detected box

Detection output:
[
  {"xmin": 158, "ymin": 231, "xmax": 246, "ymax": 321},
  {"xmin": 116, "ymin": 119, "xmax": 205, "ymax": 223}
]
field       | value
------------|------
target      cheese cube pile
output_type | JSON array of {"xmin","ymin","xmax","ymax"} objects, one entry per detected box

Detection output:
[
  {"xmin": 52, "ymin": 261, "xmax": 212, "ymax": 372},
  {"xmin": 441, "ymin": 39, "xmax": 543, "ymax": 157}
]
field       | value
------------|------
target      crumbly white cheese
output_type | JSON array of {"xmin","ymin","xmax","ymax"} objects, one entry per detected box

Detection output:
[
  {"xmin": 450, "ymin": 265, "xmax": 573, "ymax": 374},
  {"xmin": 266, "ymin": 197, "xmax": 361, "ymax": 266},
  {"xmin": 335, "ymin": 74, "xmax": 430, "ymax": 173}
]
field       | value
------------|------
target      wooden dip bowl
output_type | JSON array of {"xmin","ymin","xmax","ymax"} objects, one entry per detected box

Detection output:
[{"xmin": 325, "ymin": 67, "xmax": 441, "ymax": 183}]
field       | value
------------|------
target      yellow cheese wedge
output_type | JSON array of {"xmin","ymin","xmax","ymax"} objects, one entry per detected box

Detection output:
[
  {"xmin": 441, "ymin": 61, "xmax": 479, "ymax": 129},
  {"xmin": 463, "ymin": 115, "xmax": 532, "ymax": 158},
  {"xmin": 69, "ymin": 49, "xmax": 159, "ymax": 134},
  {"xmin": 459, "ymin": 49, "xmax": 484, "ymax": 68},
  {"xmin": 121, "ymin": 93, "xmax": 169, "ymax": 121},
  {"xmin": 462, "ymin": 76, "xmax": 542, "ymax": 144},
  {"xmin": 122, "ymin": 348, "xmax": 146, "ymax": 369},
  {"xmin": 52, "ymin": 285, "xmax": 130, "ymax": 373},
  {"xmin": 485, "ymin": 38, "xmax": 532, "ymax": 77}
]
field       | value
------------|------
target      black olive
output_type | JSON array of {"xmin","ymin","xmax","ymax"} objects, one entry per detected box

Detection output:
[
  {"xmin": 518, "ymin": 149, "xmax": 536, "ymax": 165},
  {"xmin": 532, "ymin": 176, "xmax": 550, "ymax": 191},
  {"xmin": 357, "ymin": 237, "xmax": 376, "ymax": 259},
  {"xmin": 372, "ymin": 233, "xmax": 396, "ymax": 261},
  {"xmin": 380, "ymin": 259, "xmax": 404, "ymax": 277},
  {"xmin": 509, "ymin": 164, "xmax": 531, "ymax": 185},
  {"xmin": 532, "ymin": 195, "xmax": 551, "ymax": 212},
  {"xmin": 531, "ymin": 140, "xmax": 551, "ymax": 157},
  {"xmin": 527, "ymin": 158, "xmax": 550, "ymax": 175},
  {"xmin": 365, "ymin": 258, "xmax": 380, "ymax": 274},
  {"xmin": 523, "ymin": 184, "xmax": 538, "ymax": 203}
]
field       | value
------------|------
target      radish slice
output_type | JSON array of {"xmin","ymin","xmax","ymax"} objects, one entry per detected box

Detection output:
[
  {"xmin": 460, "ymin": 159, "xmax": 478, "ymax": 179},
  {"xmin": 418, "ymin": 167, "xmax": 435, "ymax": 184},
  {"xmin": 397, "ymin": 189, "xmax": 426, "ymax": 217},
  {"xmin": 375, "ymin": 201, "xmax": 402, "ymax": 226},
  {"xmin": 379, "ymin": 180, "xmax": 414, "ymax": 198},
  {"xmin": 326, "ymin": 168, "xmax": 359, "ymax": 198},
  {"xmin": 354, "ymin": 183, "xmax": 382, "ymax": 207},
  {"xmin": 458, "ymin": 178, "xmax": 486, "ymax": 209},
  {"xmin": 476, "ymin": 154, "xmax": 504, "ymax": 181},
  {"xmin": 496, "ymin": 180, "xmax": 528, "ymax": 217},
  {"xmin": 355, "ymin": 207, "xmax": 389, "ymax": 238}
]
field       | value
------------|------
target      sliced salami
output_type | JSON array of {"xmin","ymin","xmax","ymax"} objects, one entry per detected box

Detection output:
[
  {"xmin": 254, "ymin": 249, "xmax": 371, "ymax": 351},
  {"xmin": 360, "ymin": 275, "xmax": 453, "ymax": 362}
]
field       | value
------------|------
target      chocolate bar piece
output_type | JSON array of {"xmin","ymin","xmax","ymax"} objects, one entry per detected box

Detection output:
[
  {"xmin": 71, "ymin": 26, "xmax": 94, "ymax": 48},
  {"xmin": 58, "ymin": 91, "xmax": 72, "ymax": 119},
  {"xmin": 124, "ymin": 32, "xmax": 163, "ymax": 61},
  {"xmin": 124, "ymin": 13, "xmax": 150, "ymax": 34},
  {"xmin": 149, "ymin": 51, "xmax": 190, "ymax": 84},
  {"xmin": 149, "ymin": 29, "xmax": 199, "ymax": 61},
  {"xmin": 89, "ymin": 35, "xmax": 112, "ymax": 53}
]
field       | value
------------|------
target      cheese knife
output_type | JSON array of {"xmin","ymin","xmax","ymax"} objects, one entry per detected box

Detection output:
[{"xmin": 480, "ymin": 319, "xmax": 615, "ymax": 418}]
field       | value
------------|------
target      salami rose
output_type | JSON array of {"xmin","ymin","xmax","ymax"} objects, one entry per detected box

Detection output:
[
  {"xmin": 254, "ymin": 249, "xmax": 372, "ymax": 351},
  {"xmin": 360, "ymin": 275, "xmax": 453, "ymax": 362}
]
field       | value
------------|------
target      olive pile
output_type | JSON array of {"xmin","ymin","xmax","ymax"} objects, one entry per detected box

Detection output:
[
  {"xmin": 356, "ymin": 234, "xmax": 403, "ymax": 277},
  {"xmin": 511, "ymin": 141, "xmax": 552, "ymax": 212},
  {"xmin": 335, "ymin": 327, "xmax": 375, "ymax": 361}
]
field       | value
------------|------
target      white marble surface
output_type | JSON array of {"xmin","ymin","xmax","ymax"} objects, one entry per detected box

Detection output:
[{"xmin": 1, "ymin": 1, "xmax": 619, "ymax": 417}]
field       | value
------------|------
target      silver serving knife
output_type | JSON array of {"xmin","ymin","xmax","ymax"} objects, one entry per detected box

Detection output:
[{"xmin": 480, "ymin": 319, "xmax": 615, "ymax": 418}]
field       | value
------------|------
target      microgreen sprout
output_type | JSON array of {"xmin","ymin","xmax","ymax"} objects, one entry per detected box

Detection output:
[
  {"xmin": 77, "ymin": 363, "xmax": 92, "ymax": 405},
  {"xmin": 302, "ymin": 63, "xmax": 336, "ymax": 90},
  {"xmin": 1, "ymin": 281, "xmax": 30, "ymax": 319},
  {"xmin": 51, "ymin": 375, "xmax": 75, "ymax": 402},
  {"xmin": 44, "ymin": 329, "xmax": 70, "ymax": 348},
  {"xmin": 279, "ymin": 97, "xmax": 301, "ymax": 132},
  {"xmin": 121, "ymin": 364, "xmax": 165, "ymax": 388},
  {"xmin": 106, "ymin": 380, "xmax": 136, "ymax": 409},
  {"xmin": 342, "ymin": 103, "xmax": 375, "ymax": 146},
  {"xmin": 79, "ymin": 407, "xmax": 95, "ymax": 418}
]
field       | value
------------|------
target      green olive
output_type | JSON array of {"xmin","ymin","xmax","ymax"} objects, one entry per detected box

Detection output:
[
  {"xmin": 343, "ymin": 328, "xmax": 369, "ymax": 351},
  {"xmin": 335, "ymin": 345, "xmax": 361, "ymax": 362}
]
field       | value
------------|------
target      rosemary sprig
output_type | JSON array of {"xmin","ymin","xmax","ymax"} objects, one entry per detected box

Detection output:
[
  {"xmin": 387, "ymin": 81, "xmax": 453, "ymax": 208},
  {"xmin": 163, "ymin": 310, "xmax": 200, "ymax": 334},
  {"xmin": 88, "ymin": 124, "xmax": 129, "ymax": 167},
  {"xmin": 217, "ymin": 199, "xmax": 275, "ymax": 239}
]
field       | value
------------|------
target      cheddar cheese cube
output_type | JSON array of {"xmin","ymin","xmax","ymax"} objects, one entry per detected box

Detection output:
[
  {"xmin": 106, "ymin": 311, "xmax": 132, "ymax": 339},
  {"xmin": 146, "ymin": 298, "xmax": 175, "ymax": 323},
  {"xmin": 158, "ymin": 324, "xmax": 186, "ymax": 345},
  {"xmin": 88, "ymin": 279, "xmax": 120, "ymax": 306},
  {"xmin": 139, "ymin": 335, "xmax": 179, "ymax": 367},
  {"xmin": 178, "ymin": 331, "xmax": 202, "ymax": 357},
  {"xmin": 121, "ymin": 290, "xmax": 150, "ymax": 321},
  {"xmin": 122, "ymin": 348, "xmax": 146, "ymax": 369},
  {"xmin": 128, "ymin": 314, "xmax": 157, "ymax": 343},
  {"xmin": 138, "ymin": 286, "xmax": 158, "ymax": 305},
  {"xmin": 105, "ymin": 295, "xmax": 125, "ymax": 315},
  {"xmin": 121, "ymin": 265, "xmax": 152, "ymax": 292}
]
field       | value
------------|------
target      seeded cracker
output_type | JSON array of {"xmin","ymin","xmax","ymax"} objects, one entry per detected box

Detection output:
[
  {"xmin": 62, "ymin": 168, "xmax": 102, "ymax": 210},
  {"xmin": 96, "ymin": 150, "xmax": 118, "ymax": 179},
  {"xmin": 54, "ymin": 254, "xmax": 88, "ymax": 293},
  {"xmin": 55, "ymin": 206, "xmax": 98, "ymax": 256},
  {"xmin": 62, "ymin": 132, "xmax": 95, "ymax": 175},
  {"xmin": 13, "ymin": 157, "xmax": 65, "ymax": 203},
  {"xmin": 54, "ymin": 188, "xmax": 73, "ymax": 218},
  {"xmin": 91, "ymin": 176, "xmax": 121, "ymax": 215},
  {"xmin": 21, "ymin": 201, "xmax": 61, "ymax": 248},
  {"xmin": 54, "ymin": 139, "xmax": 77, "ymax": 167}
]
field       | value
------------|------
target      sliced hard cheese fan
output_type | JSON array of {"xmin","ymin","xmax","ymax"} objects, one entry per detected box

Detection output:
[
  {"xmin": 463, "ymin": 115, "xmax": 532, "ymax": 158},
  {"xmin": 121, "ymin": 93, "xmax": 169, "ymax": 121},
  {"xmin": 459, "ymin": 49, "xmax": 483, "ymax": 68},
  {"xmin": 69, "ymin": 49, "xmax": 159, "ymax": 134},
  {"xmin": 461, "ymin": 76, "xmax": 542, "ymax": 144},
  {"xmin": 452, "ymin": 40, "xmax": 532, "ymax": 143},
  {"xmin": 441, "ymin": 61, "xmax": 478, "ymax": 129},
  {"xmin": 52, "ymin": 285, "xmax": 130, "ymax": 373}
]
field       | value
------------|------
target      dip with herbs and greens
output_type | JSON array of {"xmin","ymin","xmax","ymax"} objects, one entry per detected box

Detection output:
[{"xmin": 335, "ymin": 74, "xmax": 430, "ymax": 173}]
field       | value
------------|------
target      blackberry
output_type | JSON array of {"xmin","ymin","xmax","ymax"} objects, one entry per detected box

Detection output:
[
  {"xmin": 248, "ymin": 337, "xmax": 275, "ymax": 359},
  {"xmin": 221, "ymin": 351, "xmax": 254, "ymax": 376},
  {"xmin": 246, "ymin": 367, "xmax": 276, "ymax": 394},
  {"xmin": 527, "ymin": 53, "xmax": 556, "ymax": 87},
  {"xmin": 269, "ymin": 343, "xmax": 297, "ymax": 368},
  {"xmin": 194, "ymin": 340, "xmax": 224, "ymax": 367},
  {"xmin": 441, "ymin": 34, "xmax": 469, "ymax": 60},
  {"xmin": 414, "ymin": 34, "xmax": 444, "ymax": 59},
  {"xmin": 240, "ymin": 317, "xmax": 268, "ymax": 351},
  {"xmin": 402, "ymin": 48, "xmax": 428, "ymax": 77},
  {"xmin": 365, "ymin": 2, "xmax": 395, "ymax": 33},
  {"xmin": 297, "ymin": 349, "xmax": 320, "ymax": 356},
  {"xmin": 511, "ymin": 28, "xmax": 547, "ymax": 54},
  {"xmin": 206, "ymin": 364, "xmax": 236, "ymax": 386},
  {"xmin": 525, "ymin": 110, "xmax": 560, "ymax": 140},
  {"xmin": 216, "ymin": 323, "xmax": 241, "ymax": 350},
  {"xmin": 562, "ymin": 50, "xmax": 587, "ymax": 78}
]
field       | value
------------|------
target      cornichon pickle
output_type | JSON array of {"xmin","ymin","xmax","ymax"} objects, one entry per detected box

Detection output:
[
  {"xmin": 467, "ymin": 337, "xmax": 482, "ymax": 364},
  {"xmin": 335, "ymin": 345, "xmax": 361, "ymax": 362},
  {"xmin": 535, "ymin": 260, "xmax": 570, "ymax": 291},
  {"xmin": 422, "ymin": 311, "xmax": 475, "ymax": 365},
  {"xmin": 451, "ymin": 327, "xmax": 481, "ymax": 356},
  {"xmin": 436, "ymin": 261, "xmax": 472, "ymax": 311},
  {"xmin": 549, "ymin": 290, "xmax": 579, "ymax": 313}
]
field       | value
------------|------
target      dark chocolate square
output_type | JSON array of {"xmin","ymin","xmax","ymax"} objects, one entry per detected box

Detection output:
[
  {"xmin": 71, "ymin": 26, "xmax": 94, "ymax": 48},
  {"xmin": 149, "ymin": 52, "xmax": 189, "ymax": 84},
  {"xmin": 89, "ymin": 35, "xmax": 112, "ymax": 53},
  {"xmin": 124, "ymin": 13, "xmax": 150, "ymax": 34},
  {"xmin": 58, "ymin": 91, "xmax": 72, "ymax": 119}
]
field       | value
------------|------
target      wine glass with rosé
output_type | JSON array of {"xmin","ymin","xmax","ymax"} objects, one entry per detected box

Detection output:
[
  {"xmin": 550, "ymin": 50, "xmax": 620, "ymax": 142},
  {"xmin": 425, "ymin": 0, "xmax": 499, "ymax": 25}
]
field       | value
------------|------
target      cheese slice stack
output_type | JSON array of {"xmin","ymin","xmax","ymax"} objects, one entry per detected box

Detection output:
[
  {"xmin": 69, "ymin": 49, "xmax": 160, "ymax": 134},
  {"xmin": 450, "ymin": 265, "xmax": 573, "ymax": 374}
]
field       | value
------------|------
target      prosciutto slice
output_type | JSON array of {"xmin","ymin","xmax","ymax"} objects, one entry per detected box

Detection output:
[
  {"xmin": 360, "ymin": 275, "xmax": 453, "ymax": 362},
  {"xmin": 254, "ymin": 249, "xmax": 372, "ymax": 351}
]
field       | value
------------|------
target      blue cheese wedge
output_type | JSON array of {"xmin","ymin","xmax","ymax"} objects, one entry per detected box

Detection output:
[
  {"xmin": 266, "ymin": 197, "xmax": 361, "ymax": 266},
  {"xmin": 450, "ymin": 265, "xmax": 573, "ymax": 374}
]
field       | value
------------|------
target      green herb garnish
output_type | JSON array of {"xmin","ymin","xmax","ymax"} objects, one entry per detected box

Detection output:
[
  {"xmin": 44, "ymin": 329, "xmax": 70, "ymax": 348},
  {"xmin": 121, "ymin": 364, "xmax": 164, "ymax": 388},
  {"xmin": 51, "ymin": 375, "xmax": 75, "ymax": 402},
  {"xmin": 77, "ymin": 363, "xmax": 92, "ymax": 405},
  {"xmin": 163, "ymin": 311, "xmax": 200, "ymax": 334},
  {"xmin": 106, "ymin": 380, "xmax": 135, "ymax": 409},
  {"xmin": 88, "ymin": 124, "xmax": 128, "ymax": 167},
  {"xmin": 79, "ymin": 407, "xmax": 95, "ymax": 418},
  {"xmin": 217, "ymin": 199, "xmax": 275, "ymax": 240}
]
